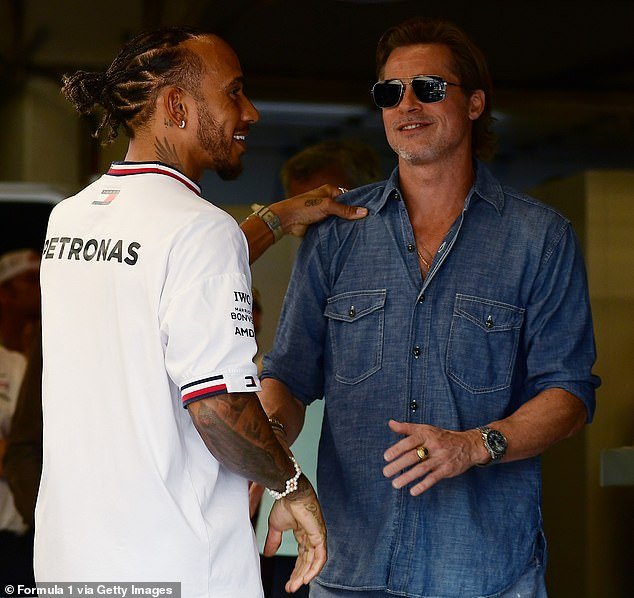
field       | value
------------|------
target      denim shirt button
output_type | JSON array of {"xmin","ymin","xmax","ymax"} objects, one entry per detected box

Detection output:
[
  {"xmin": 418, "ymin": 294, "xmax": 425, "ymax": 303},
  {"xmin": 407, "ymin": 243, "xmax": 415, "ymax": 252},
  {"xmin": 391, "ymin": 190, "xmax": 400, "ymax": 201},
  {"xmin": 485, "ymin": 315, "xmax": 494, "ymax": 328},
  {"xmin": 412, "ymin": 346, "xmax": 421, "ymax": 358},
  {"xmin": 348, "ymin": 306, "xmax": 356, "ymax": 317},
  {"xmin": 410, "ymin": 400, "xmax": 418, "ymax": 411}
]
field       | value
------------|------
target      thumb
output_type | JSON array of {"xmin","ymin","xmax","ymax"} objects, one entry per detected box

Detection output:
[
  {"xmin": 388, "ymin": 419, "xmax": 409, "ymax": 433},
  {"xmin": 263, "ymin": 527, "xmax": 283, "ymax": 557},
  {"xmin": 328, "ymin": 201, "xmax": 368, "ymax": 220}
]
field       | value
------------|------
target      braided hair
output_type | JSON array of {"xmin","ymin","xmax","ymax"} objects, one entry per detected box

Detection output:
[{"xmin": 62, "ymin": 26, "xmax": 208, "ymax": 143}]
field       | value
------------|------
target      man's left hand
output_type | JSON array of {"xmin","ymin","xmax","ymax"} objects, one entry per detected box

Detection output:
[
  {"xmin": 382, "ymin": 419, "xmax": 486, "ymax": 495},
  {"xmin": 272, "ymin": 185, "xmax": 367, "ymax": 238}
]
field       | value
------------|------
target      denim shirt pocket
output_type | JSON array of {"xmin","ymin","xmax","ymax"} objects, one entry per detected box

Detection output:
[
  {"xmin": 324, "ymin": 289, "xmax": 386, "ymax": 385},
  {"xmin": 446, "ymin": 294, "xmax": 525, "ymax": 393}
]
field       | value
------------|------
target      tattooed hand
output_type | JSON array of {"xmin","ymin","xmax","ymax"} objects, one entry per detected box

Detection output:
[
  {"xmin": 187, "ymin": 392, "xmax": 327, "ymax": 591},
  {"xmin": 265, "ymin": 474, "xmax": 328, "ymax": 593},
  {"xmin": 271, "ymin": 185, "xmax": 368, "ymax": 238}
]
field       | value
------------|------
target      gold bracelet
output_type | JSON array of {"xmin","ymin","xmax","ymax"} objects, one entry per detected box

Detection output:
[{"xmin": 268, "ymin": 416, "xmax": 287, "ymax": 437}]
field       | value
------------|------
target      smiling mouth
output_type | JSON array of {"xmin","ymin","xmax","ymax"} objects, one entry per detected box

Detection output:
[
  {"xmin": 398, "ymin": 122, "xmax": 431, "ymax": 132},
  {"xmin": 233, "ymin": 134, "xmax": 246, "ymax": 142}
]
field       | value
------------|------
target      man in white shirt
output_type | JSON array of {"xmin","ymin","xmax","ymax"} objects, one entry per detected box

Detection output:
[{"xmin": 37, "ymin": 27, "xmax": 361, "ymax": 597}]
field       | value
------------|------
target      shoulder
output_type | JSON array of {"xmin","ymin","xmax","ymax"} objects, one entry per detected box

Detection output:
[
  {"xmin": 296, "ymin": 180, "xmax": 387, "ymax": 263},
  {"xmin": 476, "ymin": 162, "xmax": 570, "ymax": 230},
  {"xmin": 502, "ymin": 186, "xmax": 570, "ymax": 227}
]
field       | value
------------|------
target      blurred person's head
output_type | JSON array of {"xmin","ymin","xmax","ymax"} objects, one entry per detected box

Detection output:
[
  {"xmin": 281, "ymin": 139, "xmax": 381, "ymax": 196},
  {"xmin": 0, "ymin": 249, "xmax": 41, "ymax": 352}
]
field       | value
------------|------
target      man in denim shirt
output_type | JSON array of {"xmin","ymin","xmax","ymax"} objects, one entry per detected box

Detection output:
[{"xmin": 260, "ymin": 17, "xmax": 599, "ymax": 598}]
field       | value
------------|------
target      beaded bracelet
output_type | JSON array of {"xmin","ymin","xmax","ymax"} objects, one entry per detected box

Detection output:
[{"xmin": 266, "ymin": 456, "xmax": 302, "ymax": 500}]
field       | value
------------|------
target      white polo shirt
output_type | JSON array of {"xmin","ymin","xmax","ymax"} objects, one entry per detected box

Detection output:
[{"xmin": 36, "ymin": 162, "xmax": 263, "ymax": 597}]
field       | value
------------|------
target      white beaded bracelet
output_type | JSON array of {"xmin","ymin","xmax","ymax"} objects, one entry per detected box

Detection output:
[{"xmin": 266, "ymin": 457, "xmax": 302, "ymax": 500}]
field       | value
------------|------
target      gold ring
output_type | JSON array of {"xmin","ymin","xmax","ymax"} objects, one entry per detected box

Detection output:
[{"xmin": 416, "ymin": 445, "xmax": 429, "ymax": 461}]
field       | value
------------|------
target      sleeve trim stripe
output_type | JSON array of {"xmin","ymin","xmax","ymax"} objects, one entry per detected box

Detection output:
[
  {"xmin": 182, "ymin": 383, "xmax": 227, "ymax": 405},
  {"xmin": 181, "ymin": 374, "xmax": 224, "ymax": 391},
  {"xmin": 182, "ymin": 386, "xmax": 228, "ymax": 408}
]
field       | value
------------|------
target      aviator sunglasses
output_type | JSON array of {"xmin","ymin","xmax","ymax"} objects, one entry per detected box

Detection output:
[{"xmin": 371, "ymin": 75, "xmax": 462, "ymax": 108}]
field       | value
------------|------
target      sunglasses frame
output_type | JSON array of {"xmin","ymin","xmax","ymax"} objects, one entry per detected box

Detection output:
[{"xmin": 370, "ymin": 75, "xmax": 462, "ymax": 108}]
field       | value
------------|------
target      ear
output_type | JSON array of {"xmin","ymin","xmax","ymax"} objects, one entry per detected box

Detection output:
[
  {"xmin": 468, "ymin": 89, "xmax": 485, "ymax": 121},
  {"xmin": 163, "ymin": 87, "xmax": 189, "ymax": 128}
]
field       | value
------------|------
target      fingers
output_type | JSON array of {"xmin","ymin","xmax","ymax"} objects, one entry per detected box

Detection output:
[
  {"xmin": 263, "ymin": 527, "xmax": 283, "ymax": 557},
  {"xmin": 285, "ymin": 532, "xmax": 328, "ymax": 593},
  {"xmin": 383, "ymin": 445, "xmax": 423, "ymax": 477},
  {"xmin": 325, "ymin": 200, "xmax": 368, "ymax": 221},
  {"xmin": 384, "ymin": 419, "xmax": 425, "ymax": 462},
  {"xmin": 383, "ymin": 421, "xmax": 479, "ymax": 496},
  {"xmin": 268, "ymin": 477, "xmax": 327, "ymax": 589}
]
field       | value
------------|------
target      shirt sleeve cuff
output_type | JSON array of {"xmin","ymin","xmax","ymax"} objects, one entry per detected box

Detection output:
[{"xmin": 181, "ymin": 370, "xmax": 261, "ymax": 408}]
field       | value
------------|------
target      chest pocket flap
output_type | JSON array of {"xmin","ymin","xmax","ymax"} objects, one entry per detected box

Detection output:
[
  {"xmin": 324, "ymin": 289, "xmax": 386, "ymax": 384},
  {"xmin": 447, "ymin": 294, "xmax": 525, "ymax": 393},
  {"xmin": 324, "ymin": 289, "xmax": 386, "ymax": 322},
  {"xmin": 454, "ymin": 294, "xmax": 524, "ymax": 332}
]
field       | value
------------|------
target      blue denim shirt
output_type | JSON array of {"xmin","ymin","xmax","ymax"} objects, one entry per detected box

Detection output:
[{"xmin": 262, "ymin": 162, "xmax": 599, "ymax": 597}]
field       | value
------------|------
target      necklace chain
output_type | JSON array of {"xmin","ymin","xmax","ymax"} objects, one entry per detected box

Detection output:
[
  {"xmin": 416, "ymin": 241, "xmax": 433, "ymax": 273},
  {"xmin": 416, "ymin": 248, "xmax": 431, "ymax": 269}
]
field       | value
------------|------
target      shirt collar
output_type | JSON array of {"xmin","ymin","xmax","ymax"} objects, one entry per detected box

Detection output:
[
  {"xmin": 107, "ymin": 161, "xmax": 202, "ymax": 196},
  {"xmin": 373, "ymin": 160, "xmax": 505, "ymax": 215},
  {"xmin": 469, "ymin": 161, "xmax": 505, "ymax": 214}
]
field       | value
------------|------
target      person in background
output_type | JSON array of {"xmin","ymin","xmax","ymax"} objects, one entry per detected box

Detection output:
[
  {"xmin": 34, "ymin": 27, "xmax": 368, "ymax": 597},
  {"xmin": 253, "ymin": 139, "xmax": 381, "ymax": 598},
  {"xmin": 0, "ymin": 249, "xmax": 41, "ymax": 586},
  {"xmin": 0, "ymin": 250, "xmax": 41, "ymax": 355},
  {"xmin": 259, "ymin": 17, "xmax": 599, "ymax": 598}
]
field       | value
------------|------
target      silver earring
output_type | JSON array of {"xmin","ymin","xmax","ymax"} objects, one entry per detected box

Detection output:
[{"xmin": 179, "ymin": 120, "xmax": 186, "ymax": 129}]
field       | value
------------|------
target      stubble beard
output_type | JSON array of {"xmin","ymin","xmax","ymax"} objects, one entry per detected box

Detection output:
[{"xmin": 197, "ymin": 101, "xmax": 243, "ymax": 181}]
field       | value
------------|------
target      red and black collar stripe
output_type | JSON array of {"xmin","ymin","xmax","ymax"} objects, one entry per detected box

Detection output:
[{"xmin": 107, "ymin": 162, "xmax": 201, "ymax": 196}]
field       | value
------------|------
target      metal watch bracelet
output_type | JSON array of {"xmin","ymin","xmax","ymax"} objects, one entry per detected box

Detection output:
[{"xmin": 250, "ymin": 203, "xmax": 283, "ymax": 242}]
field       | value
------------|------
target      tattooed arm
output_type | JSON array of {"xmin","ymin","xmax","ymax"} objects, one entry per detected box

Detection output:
[
  {"xmin": 187, "ymin": 392, "xmax": 327, "ymax": 592},
  {"xmin": 241, "ymin": 184, "xmax": 367, "ymax": 264}
]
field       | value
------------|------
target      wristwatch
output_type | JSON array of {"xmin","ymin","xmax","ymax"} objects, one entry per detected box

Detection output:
[
  {"xmin": 250, "ymin": 203, "xmax": 284, "ymax": 242},
  {"xmin": 477, "ymin": 426, "xmax": 507, "ymax": 465}
]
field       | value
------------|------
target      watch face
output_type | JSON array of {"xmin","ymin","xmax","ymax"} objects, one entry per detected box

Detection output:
[{"xmin": 487, "ymin": 429, "xmax": 507, "ymax": 456}]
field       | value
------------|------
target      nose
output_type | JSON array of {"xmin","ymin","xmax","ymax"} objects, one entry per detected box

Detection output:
[
  {"xmin": 398, "ymin": 82, "xmax": 421, "ymax": 111},
  {"xmin": 242, "ymin": 96, "xmax": 260, "ymax": 124}
]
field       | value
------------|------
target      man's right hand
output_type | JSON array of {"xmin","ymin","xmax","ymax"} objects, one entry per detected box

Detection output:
[
  {"xmin": 264, "ymin": 474, "xmax": 327, "ymax": 593},
  {"xmin": 271, "ymin": 185, "xmax": 368, "ymax": 238}
]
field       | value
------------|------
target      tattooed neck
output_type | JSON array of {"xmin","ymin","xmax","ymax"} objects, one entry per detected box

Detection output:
[{"xmin": 154, "ymin": 136, "xmax": 186, "ymax": 174}]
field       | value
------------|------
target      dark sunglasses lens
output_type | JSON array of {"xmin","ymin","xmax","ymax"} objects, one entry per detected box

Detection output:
[
  {"xmin": 372, "ymin": 82, "xmax": 402, "ymax": 108},
  {"xmin": 411, "ymin": 78, "xmax": 445, "ymax": 103}
]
